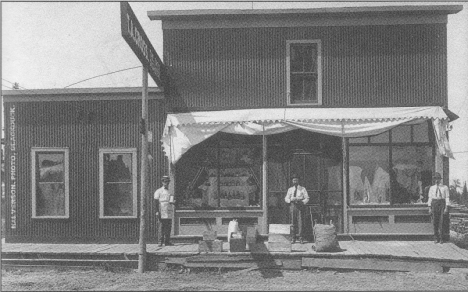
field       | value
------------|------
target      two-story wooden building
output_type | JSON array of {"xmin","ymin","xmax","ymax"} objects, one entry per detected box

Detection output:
[
  {"xmin": 150, "ymin": 5, "xmax": 461, "ymax": 238},
  {"xmin": 2, "ymin": 5, "xmax": 462, "ymax": 243}
]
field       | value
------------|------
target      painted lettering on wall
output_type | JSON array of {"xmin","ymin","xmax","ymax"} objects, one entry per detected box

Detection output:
[{"xmin": 9, "ymin": 105, "xmax": 17, "ymax": 229}]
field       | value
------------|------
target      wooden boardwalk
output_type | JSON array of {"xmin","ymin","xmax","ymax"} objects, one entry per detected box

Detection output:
[{"xmin": 3, "ymin": 240, "xmax": 468, "ymax": 260}]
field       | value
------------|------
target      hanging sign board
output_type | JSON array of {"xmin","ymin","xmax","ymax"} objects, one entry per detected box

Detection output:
[{"xmin": 120, "ymin": 2, "xmax": 164, "ymax": 86}]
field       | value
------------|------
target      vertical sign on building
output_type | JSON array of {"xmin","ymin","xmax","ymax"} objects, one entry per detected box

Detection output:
[{"xmin": 9, "ymin": 105, "xmax": 17, "ymax": 229}]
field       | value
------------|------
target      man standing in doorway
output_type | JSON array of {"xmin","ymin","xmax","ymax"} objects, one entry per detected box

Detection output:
[
  {"xmin": 285, "ymin": 175, "xmax": 309, "ymax": 244},
  {"xmin": 427, "ymin": 172, "xmax": 450, "ymax": 244},
  {"xmin": 154, "ymin": 175, "xmax": 175, "ymax": 247}
]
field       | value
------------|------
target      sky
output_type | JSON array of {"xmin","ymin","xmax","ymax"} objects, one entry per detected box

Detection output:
[{"xmin": 2, "ymin": 1, "xmax": 468, "ymax": 187}]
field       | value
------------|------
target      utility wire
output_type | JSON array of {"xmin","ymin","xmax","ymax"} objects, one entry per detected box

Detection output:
[
  {"xmin": 2, "ymin": 78, "xmax": 27, "ymax": 89},
  {"xmin": 64, "ymin": 66, "xmax": 142, "ymax": 88},
  {"xmin": 2, "ymin": 84, "xmax": 14, "ymax": 90}
]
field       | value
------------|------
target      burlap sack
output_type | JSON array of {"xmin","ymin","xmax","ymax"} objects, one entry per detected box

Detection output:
[{"xmin": 313, "ymin": 224, "xmax": 341, "ymax": 252}]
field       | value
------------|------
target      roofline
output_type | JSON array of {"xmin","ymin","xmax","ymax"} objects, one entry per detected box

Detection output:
[
  {"xmin": 2, "ymin": 87, "xmax": 165, "ymax": 102},
  {"xmin": 148, "ymin": 5, "xmax": 463, "ymax": 20},
  {"xmin": 2, "ymin": 87, "xmax": 163, "ymax": 96}
]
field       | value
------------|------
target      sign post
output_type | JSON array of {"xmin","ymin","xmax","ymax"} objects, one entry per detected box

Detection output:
[{"xmin": 120, "ymin": 1, "xmax": 164, "ymax": 273}]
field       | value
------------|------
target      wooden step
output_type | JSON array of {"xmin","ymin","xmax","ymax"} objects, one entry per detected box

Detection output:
[{"xmin": 1, "ymin": 258, "xmax": 138, "ymax": 269}]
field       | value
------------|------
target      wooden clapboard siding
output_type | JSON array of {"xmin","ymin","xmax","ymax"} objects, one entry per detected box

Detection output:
[{"xmin": 164, "ymin": 24, "xmax": 447, "ymax": 111}]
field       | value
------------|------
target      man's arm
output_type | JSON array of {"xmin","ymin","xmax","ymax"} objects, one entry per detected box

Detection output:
[
  {"xmin": 302, "ymin": 188, "xmax": 309, "ymax": 205},
  {"xmin": 154, "ymin": 190, "xmax": 161, "ymax": 219},
  {"xmin": 443, "ymin": 185, "xmax": 450, "ymax": 212},
  {"xmin": 427, "ymin": 186, "xmax": 433, "ymax": 214},
  {"xmin": 285, "ymin": 188, "xmax": 292, "ymax": 204}
]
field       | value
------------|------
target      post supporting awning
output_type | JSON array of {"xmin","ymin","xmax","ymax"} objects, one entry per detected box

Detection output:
[{"xmin": 162, "ymin": 106, "xmax": 454, "ymax": 164}]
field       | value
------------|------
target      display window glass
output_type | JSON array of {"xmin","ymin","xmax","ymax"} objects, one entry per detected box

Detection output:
[
  {"xmin": 176, "ymin": 133, "xmax": 262, "ymax": 210},
  {"xmin": 99, "ymin": 149, "xmax": 137, "ymax": 218},
  {"xmin": 348, "ymin": 122, "xmax": 434, "ymax": 206},
  {"xmin": 31, "ymin": 148, "xmax": 69, "ymax": 218},
  {"xmin": 349, "ymin": 146, "xmax": 390, "ymax": 205},
  {"xmin": 391, "ymin": 146, "xmax": 433, "ymax": 204}
]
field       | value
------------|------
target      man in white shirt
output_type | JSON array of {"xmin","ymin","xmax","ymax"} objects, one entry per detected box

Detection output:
[
  {"xmin": 154, "ymin": 176, "xmax": 176, "ymax": 247},
  {"xmin": 285, "ymin": 175, "xmax": 309, "ymax": 244},
  {"xmin": 427, "ymin": 172, "xmax": 449, "ymax": 244}
]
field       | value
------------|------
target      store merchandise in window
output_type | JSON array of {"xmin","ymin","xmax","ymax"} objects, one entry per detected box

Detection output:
[
  {"xmin": 349, "ymin": 146, "xmax": 390, "ymax": 205},
  {"xmin": 177, "ymin": 135, "xmax": 262, "ymax": 210},
  {"xmin": 391, "ymin": 146, "xmax": 432, "ymax": 204}
]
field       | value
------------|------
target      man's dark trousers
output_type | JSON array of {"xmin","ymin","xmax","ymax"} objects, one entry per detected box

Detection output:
[
  {"xmin": 431, "ymin": 199, "xmax": 446, "ymax": 242},
  {"xmin": 159, "ymin": 219, "xmax": 172, "ymax": 244},
  {"xmin": 290, "ymin": 202, "xmax": 304, "ymax": 241}
]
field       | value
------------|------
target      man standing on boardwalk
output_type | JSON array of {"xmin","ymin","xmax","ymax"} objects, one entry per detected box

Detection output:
[
  {"xmin": 285, "ymin": 175, "xmax": 309, "ymax": 244},
  {"xmin": 154, "ymin": 175, "xmax": 175, "ymax": 247},
  {"xmin": 427, "ymin": 172, "xmax": 450, "ymax": 244}
]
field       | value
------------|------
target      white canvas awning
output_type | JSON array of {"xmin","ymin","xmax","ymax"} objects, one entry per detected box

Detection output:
[{"xmin": 162, "ymin": 106, "xmax": 454, "ymax": 164}]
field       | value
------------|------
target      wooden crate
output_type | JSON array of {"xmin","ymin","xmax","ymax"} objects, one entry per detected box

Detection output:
[
  {"xmin": 229, "ymin": 238, "xmax": 246, "ymax": 252},
  {"xmin": 199, "ymin": 240, "xmax": 223, "ymax": 253},
  {"xmin": 267, "ymin": 232, "xmax": 292, "ymax": 252},
  {"xmin": 269, "ymin": 224, "xmax": 292, "ymax": 235}
]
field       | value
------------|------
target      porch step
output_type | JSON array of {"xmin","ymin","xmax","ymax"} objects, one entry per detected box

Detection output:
[{"xmin": 1, "ymin": 258, "xmax": 138, "ymax": 269}]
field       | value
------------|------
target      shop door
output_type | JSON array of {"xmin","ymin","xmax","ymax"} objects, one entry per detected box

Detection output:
[
  {"xmin": 266, "ymin": 131, "xmax": 343, "ymax": 234},
  {"xmin": 267, "ymin": 152, "xmax": 321, "ymax": 227},
  {"xmin": 290, "ymin": 153, "xmax": 323, "ymax": 240}
]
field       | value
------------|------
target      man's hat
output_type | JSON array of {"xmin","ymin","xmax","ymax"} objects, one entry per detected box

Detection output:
[
  {"xmin": 433, "ymin": 172, "xmax": 442, "ymax": 179},
  {"xmin": 291, "ymin": 173, "xmax": 300, "ymax": 180},
  {"xmin": 161, "ymin": 175, "xmax": 170, "ymax": 182}
]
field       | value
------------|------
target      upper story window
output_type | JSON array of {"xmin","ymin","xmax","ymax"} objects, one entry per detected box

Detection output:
[
  {"xmin": 286, "ymin": 40, "xmax": 322, "ymax": 105},
  {"xmin": 31, "ymin": 148, "xmax": 69, "ymax": 218},
  {"xmin": 99, "ymin": 148, "xmax": 138, "ymax": 218}
]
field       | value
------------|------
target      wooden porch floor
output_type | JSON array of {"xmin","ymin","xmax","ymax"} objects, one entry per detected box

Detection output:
[{"xmin": 3, "ymin": 240, "xmax": 468, "ymax": 263}]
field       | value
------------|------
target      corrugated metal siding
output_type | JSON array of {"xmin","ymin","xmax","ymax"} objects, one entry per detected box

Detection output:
[
  {"xmin": 4, "ymin": 97, "xmax": 167, "ymax": 242},
  {"xmin": 164, "ymin": 24, "xmax": 447, "ymax": 110}
]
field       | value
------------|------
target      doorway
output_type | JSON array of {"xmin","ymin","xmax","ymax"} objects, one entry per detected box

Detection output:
[{"xmin": 267, "ymin": 130, "xmax": 343, "ymax": 235}]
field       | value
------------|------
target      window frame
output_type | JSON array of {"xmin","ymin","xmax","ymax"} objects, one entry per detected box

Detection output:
[
  {"xmin": 31, "ymin": 147, "xmax": 70, "ymax": 219},
  {"xmin": 347, "ymin": 121, "xmax": 433, "ymax": 207},
  {"xmin": 286, "ymin": 39, "xmax": 323, "ymax": 106},
  {"xmin": 99, "ymin": 148, "xmax": 138, "ymax": 219}
]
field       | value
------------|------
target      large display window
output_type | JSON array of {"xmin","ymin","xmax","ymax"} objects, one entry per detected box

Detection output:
[
  {"xmin": 348, "ymin": 121, "xmax": 433, "ymax": 206},
  {"xmin": 176, "ymin": 133, "xmax": 262, "ymax": 210}
]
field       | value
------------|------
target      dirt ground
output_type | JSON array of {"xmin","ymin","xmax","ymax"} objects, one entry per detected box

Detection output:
[{"xmin": 2, "ymin": 266, "xmax": 468, "ymax": 291}]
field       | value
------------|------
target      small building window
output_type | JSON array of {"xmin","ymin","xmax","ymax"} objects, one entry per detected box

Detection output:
[
  {"xmin": 31, "ymin": 148, "xmax": 69, "ymax": 218},
  {"xmin": 286, "ymin": 40, "xmax": 322, "ymax": 105},
  {"xmin": 99, "ymin": 149, "xmax": 137, "ymax": 218}
]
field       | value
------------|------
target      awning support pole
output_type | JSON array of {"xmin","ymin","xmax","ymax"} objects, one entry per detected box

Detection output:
[
  {"xmin": 341, "ymin": 122, "xmax": 349, "ymax": 234},
  {"xmin": 262, "ymin": 125, "xmax": 268, "ymax": 234}
]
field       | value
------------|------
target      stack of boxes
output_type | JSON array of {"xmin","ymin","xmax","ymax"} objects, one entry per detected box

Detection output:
[
  {"xmin": 267, "ymin": 224, "xmax": 292, "ymax": 252},
  {"xmin": 198, "ymin": 230, "xmax": 223, "ymax": 253}
]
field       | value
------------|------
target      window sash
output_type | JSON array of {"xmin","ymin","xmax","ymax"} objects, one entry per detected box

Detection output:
[
  {"xmin": 286, "ymin": 40, "xmax": 322, "ymax": 105},
  {"xmin": 31, "ymin": 148, "xmax": 69, "ymax": 219},
  {"xmin": 99, "ymin": 149, "xmax": 138, "ymax": 218}
]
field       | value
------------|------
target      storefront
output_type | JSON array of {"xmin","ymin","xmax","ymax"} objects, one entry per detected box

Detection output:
[{"xmin": 161, "ymin": 106, "xmax": 455, "ymax": 237}]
